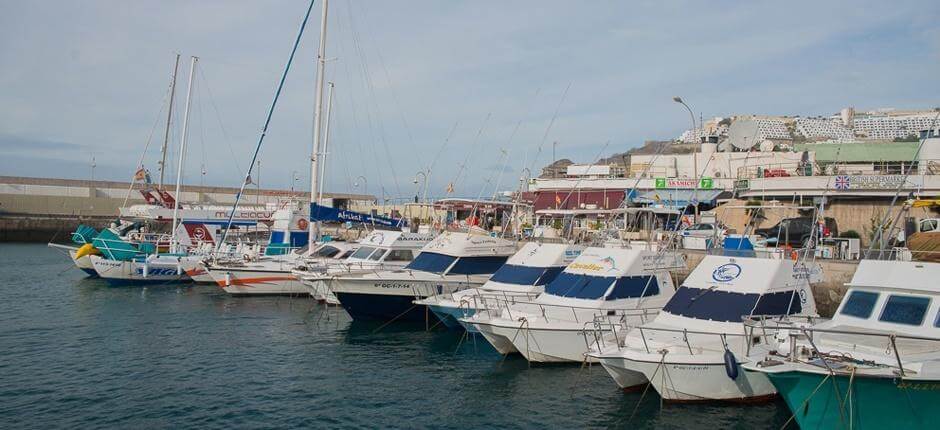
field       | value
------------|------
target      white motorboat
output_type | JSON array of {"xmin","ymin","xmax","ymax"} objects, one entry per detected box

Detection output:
[
  {"xmin": 293, "ymin": 230, "xmax": 435, "ymax": 304},
  {"xmin": 465, "ymin": 245, "xmax": 684, "ymax": 363},
  {"xmin": 589, "ymin": 254, "xmax": 820, "ymax": 399},
  {"xmin": 742, "ymin": 259, "xmax": 940, "ymax": 429},
  {"xmin": 207, "ymin": 241, "xmax": 357, "ymax": 296},
  {"xmin": 414, "ymin": 242, "xmax": 583, "ymax": 331},
  {"xmin": 330, "ymin": 231, "xmax": 517, "ymax": 323}
]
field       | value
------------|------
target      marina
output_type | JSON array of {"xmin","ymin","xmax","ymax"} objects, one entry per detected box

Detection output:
[{"xmin": 3, "ymin": 1, "xmax": 939, "ymax": 429}]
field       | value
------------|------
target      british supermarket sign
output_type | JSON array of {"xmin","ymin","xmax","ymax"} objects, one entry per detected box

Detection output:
[{"xmin": 833, "ymin": 175, "xmax": 922, "ymax": 190}]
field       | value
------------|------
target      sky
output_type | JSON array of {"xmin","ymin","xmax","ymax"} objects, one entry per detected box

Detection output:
[{"xmin": 1, "ymin": 0, "xmax": 938, "ymax": 201}]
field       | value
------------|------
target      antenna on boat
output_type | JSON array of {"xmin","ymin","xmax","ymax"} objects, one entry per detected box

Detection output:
[
  {"xmin": 170, "ymin": 56, "xmax": 198, "ymax": 254},
  {"xmin": 159, "ymin": 53, "xmax": 181, "ymax": 190}
]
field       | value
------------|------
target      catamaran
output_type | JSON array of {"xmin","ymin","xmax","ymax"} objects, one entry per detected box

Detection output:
[
  {"xmin": 465, "ymin": 245, "xmax": 684, "ymax": 362},
  {"xmin": 415, "ymin": 242, "xmax": 582, "ymax": 331},
  {"xmin": 588, "ymin": 254, "xmax": 821, "ymax": 398},
  {"xmin": 292, "ymin": 230, "xmax": 435, "ymax": 303},
  {"xmin": 329, "ymin": 231, "xmax": 517, "ymax": 323},
  {"xmin": 742, "ymin": 259, "xmax": 940, "ymax": 428}
]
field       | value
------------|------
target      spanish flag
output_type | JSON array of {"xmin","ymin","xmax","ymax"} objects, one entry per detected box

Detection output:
[{"xmin": 134, "ymin": 167, "xmax": 146, "ymax": 181}]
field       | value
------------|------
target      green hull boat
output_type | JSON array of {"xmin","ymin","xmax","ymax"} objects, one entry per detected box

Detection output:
[{"xmin": 766, "ymin": 370, "xmax": 940, "ymax": 430}]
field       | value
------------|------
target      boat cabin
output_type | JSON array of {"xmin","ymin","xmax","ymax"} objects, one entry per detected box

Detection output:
[
  {"xmin": 831, "ymin": 260, "xmax": 940, "ymax": 338},
  {"xmin": 403, "ymin": 231, "xmax": 517, "ymax": 276},
  {"xmin": 481, "ymin": 242, "xmax": 583, "ymax": 293},
  {"xmin": 656, "ymin": 255, "xmax": 820, "ymax": 332}
]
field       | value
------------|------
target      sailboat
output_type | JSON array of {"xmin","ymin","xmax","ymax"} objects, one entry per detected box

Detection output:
[{"xmin": 90, "ymin": 56, "xmax": 202, "ymax": 284}]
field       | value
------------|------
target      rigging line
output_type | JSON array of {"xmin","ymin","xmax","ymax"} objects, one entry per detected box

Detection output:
[
  {"xmin": 196, "ymin": 65, "xmax": 243, "ymax": 176},
  {"xmin": 122, "ymin": 79, "xmax": 174, "ymax": 208},
  {"xmin": 345, "ymin": 4, "xmax": 400, "ymax": 198},
  {"xmin": 352, "ymin": 0, "xmax": 424, "ymax": 172},
  {"xmin": 217, "ymin": 0, "xmax": 318, "ymax": 250},
  {"xmin": 425, "ymin": 121, "xmax": 460, "ymax": 198},
  {"xmin": 866, "ymin": 111, "xmax": 940, "ymax": 257},
  {"xmin": 451, "ymin": 113, "xmax": 492, "ymax": 195},
  {"xmin": 332, "ymin": 14, "xmax": 370, "ymax": 188},
  {"xmin": 342, "ymin": 5, "xmax": 386, "ymax": 199}
]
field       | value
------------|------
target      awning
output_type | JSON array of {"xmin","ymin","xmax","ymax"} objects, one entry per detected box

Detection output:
[{"xmin": 633, "ymin": 189, "xmax": 723, "ymax": 207}]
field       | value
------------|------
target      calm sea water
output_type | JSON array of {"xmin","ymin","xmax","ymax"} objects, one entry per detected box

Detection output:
[{"xmin": 0, "ymin": 244, "xmax": 792, "ymax": 429}]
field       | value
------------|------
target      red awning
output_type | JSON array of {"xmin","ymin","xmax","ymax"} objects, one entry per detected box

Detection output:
[{"xmin": 532, "ymin": 190, "xmax": 625, "ymax": 211}]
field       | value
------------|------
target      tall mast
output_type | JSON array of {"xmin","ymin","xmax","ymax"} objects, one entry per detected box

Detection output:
[
  {"xmin": 317, "ymin": 82, "xmax": 335, "ymax": 209},
  {"xmin": 159, "ymin": 54, "xmax": 181, "ymax": 190},
  {"xmin": 171, "ymin": 56, "xmax": 198, "ymax": 253},
  {"xmin": 309, "ymin": 0, "xmax": 329, "ymax": 245}
]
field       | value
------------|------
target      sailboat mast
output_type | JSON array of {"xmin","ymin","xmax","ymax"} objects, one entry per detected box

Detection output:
[
  {"xmin": 317, "ymin": 82, "xmax": 334, "ymax": 209},
  {"xmin": 309, "ymin": 0, "xmax": 329, "ymax": 245},
  {"xmin": 159, "ymin": 53, "xmax": 181, "ymax": 190},
  {"xmin": 171, "ymin": 56, "xmax": 198, "ymax": 252}
]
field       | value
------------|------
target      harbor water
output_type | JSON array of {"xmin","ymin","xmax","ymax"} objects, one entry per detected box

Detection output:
[{"xmin": 0, "ymin": 244, "xmax": 791, "ymax": 429}]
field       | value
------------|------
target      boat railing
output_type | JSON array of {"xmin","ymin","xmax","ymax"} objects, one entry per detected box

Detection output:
[
  {"xmin": 468, "ymin": 292, "xmax": 662, "ymax": 326},
  {"xmin": 743, "ymin": 314, "xmax": 940, "ymax": 376}
]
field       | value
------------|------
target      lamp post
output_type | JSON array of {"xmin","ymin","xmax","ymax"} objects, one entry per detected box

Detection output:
[
  {"xmin": 353, "ymin": 175, "xmax": 368, "ymax": 194},
  {"xmin": 413, "ymin": 170, "xmax": 428, "ymax": 203},
  {"xmin": 673, "ymin": 96, "xmax": 700, "ymax": 222}
]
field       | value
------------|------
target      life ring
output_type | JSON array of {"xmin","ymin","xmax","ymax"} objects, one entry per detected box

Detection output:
[{"xmin": 297, "ymin": 218, "xmax": 309, "ymax": 230}]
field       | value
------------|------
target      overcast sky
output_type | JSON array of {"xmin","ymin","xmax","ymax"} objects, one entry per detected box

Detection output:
[{"xmin": 1, "ymin": 0, "xmax": 938, "ymax": 200}]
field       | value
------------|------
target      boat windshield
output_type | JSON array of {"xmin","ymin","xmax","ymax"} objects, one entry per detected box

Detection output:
[
  {"xmin": 489, "ymin": 265, "xmax": 565, "ymax": 286},
  {"xmin": 313, "ymin": 245, "xmax": 343, "ymax": 258},
  {"xmin": 605, "ymin": 275, "xmax": 659, "ymax": 300},
  {"xmin": 405, "ymin": 252, "xmax": 457, "ymax": 274},
  {"xmin": 350, "ymin": 246, "xmax": 378, "ymax": 260},
  {"xmin": 448, "ymin": 256, "xmax": 509, "ymax": 275},
  {"xmin": 543, "ymin": 272, "xmax": 616, "ymax": 299},
  {"xmin": 662, "ymin": 286, "xmax": 802, "ymax": 322}
]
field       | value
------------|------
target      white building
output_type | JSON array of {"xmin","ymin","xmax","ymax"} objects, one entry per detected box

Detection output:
[{"xmin": 795, "ymin": 117, "xmax": 855, "ymax": 140}]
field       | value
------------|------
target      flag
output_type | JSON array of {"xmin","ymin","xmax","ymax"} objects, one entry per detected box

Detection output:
[
  {"xmin": 134, "ymin": 167, "xmax": 146, "ymax": 181},
  {"xmin": 446, "ymin": 182, "xmax": 454, "ymax": 194}
]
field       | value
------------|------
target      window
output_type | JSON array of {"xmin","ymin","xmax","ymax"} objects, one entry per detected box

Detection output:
[
  {"xmin": 384, "ymin": 249, "xmax": 414, "ymax": 262},
  {"xmin": 405, "ymin": 252, "xmax": 457, "ymax": 274},
  {"xmin": 368, "ymin": 249, "xmax": 387, "ymax": 261},
  {"xmin": 879, "ymin": 295, "xmax": 930, "ymax": 326},
  {"xmin": 490, "ymin": 264, "xmax": 549, "ymax": 286},
  {"xmin": 606, "ymin": 276, "xmax": 659, "ymax": 300},
  {"xmin": 544, "ymin": 272, "xmax": 616, "ymax": 300},
  {"xmin": 314, "ymin": 245, "xmax": 342, "ymax": 258},
  {"xmin": 350, "ymin": 246, "xmax": 378, "ymax": 260},
  {"xmin": 840, "ymin": 291, "xmax": 879, "ymax": 319},
  {"xmin": 448, "ymin": 256, "xmax": 509, "ymax": 275}
]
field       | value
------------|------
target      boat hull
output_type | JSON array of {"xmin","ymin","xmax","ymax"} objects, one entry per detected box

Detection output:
[
  {"xmin": 70, "ymin": 250, "xmax": 98, "ymax": 277},
  {"xmin": 90, "ymin": 256, "xmax": 190, "ymax": 285},
  {"xmin": 426, "ymin": 303, "xmax": 474, "ymax": 330},
  {"xmin": 471, "ymin": 319, "xmax": 522, "ymax": 355},
  {"xmin": 331, "ymin": 277, "xmax": 479, "ymax": 323},
  {"xmin": 509, "ymin": 325, "xmax": 594, "ymax": 363},
  {"xmin": 625, "ymin": 355, "xmax": 777, "ymax": 402},
  {"xmin": 765, "ymin": 370, "xmax": 940, "ymax": 430},
  {"xmin": 595, "ymin": 356, "xmax": 651, "ymax": 390},
  {"xmin": 210, "ymin": 268, "xmax": 306, "ymax": 296}
]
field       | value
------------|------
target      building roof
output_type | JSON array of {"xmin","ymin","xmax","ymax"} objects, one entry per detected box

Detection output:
[{"xmin": 793, "ymin": 142, "xmax": 918, "ymax": 163}]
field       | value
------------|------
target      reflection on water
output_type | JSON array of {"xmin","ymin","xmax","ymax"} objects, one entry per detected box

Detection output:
[{"xmin": 0, "ymin": 244, "xmax": 791, "ymax": 429}]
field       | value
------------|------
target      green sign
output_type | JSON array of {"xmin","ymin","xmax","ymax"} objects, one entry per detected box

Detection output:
[{"xmin": 655, "ymin": 177, "xmax": 713, "ymax": 189}]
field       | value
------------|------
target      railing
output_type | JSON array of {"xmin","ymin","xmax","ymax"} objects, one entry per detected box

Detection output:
[
  {"xmin": 735, "ymin": 160, "xmax": 935, "ymax": 180},
  {"xmin": 743, "ymin": 315, "xmax": 940, "ymax": 376}
]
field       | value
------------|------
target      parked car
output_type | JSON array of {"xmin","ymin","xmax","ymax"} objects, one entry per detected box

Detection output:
[
  {"xmin": 680, "ymin": 223, "xmax": 727, "ymax": 240},
  {"xmin": 755, "ymin": 217, "xmax": 838, "ymax": 248}
]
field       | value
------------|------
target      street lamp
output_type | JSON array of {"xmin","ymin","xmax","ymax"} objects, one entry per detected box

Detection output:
[
  {"xmin": 674, "ymin": 96, "xmax": 700, "ymax": 221},
  {"xmin": 413, "ymin": 170, "xmax": 428, "ymax": 204}
]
